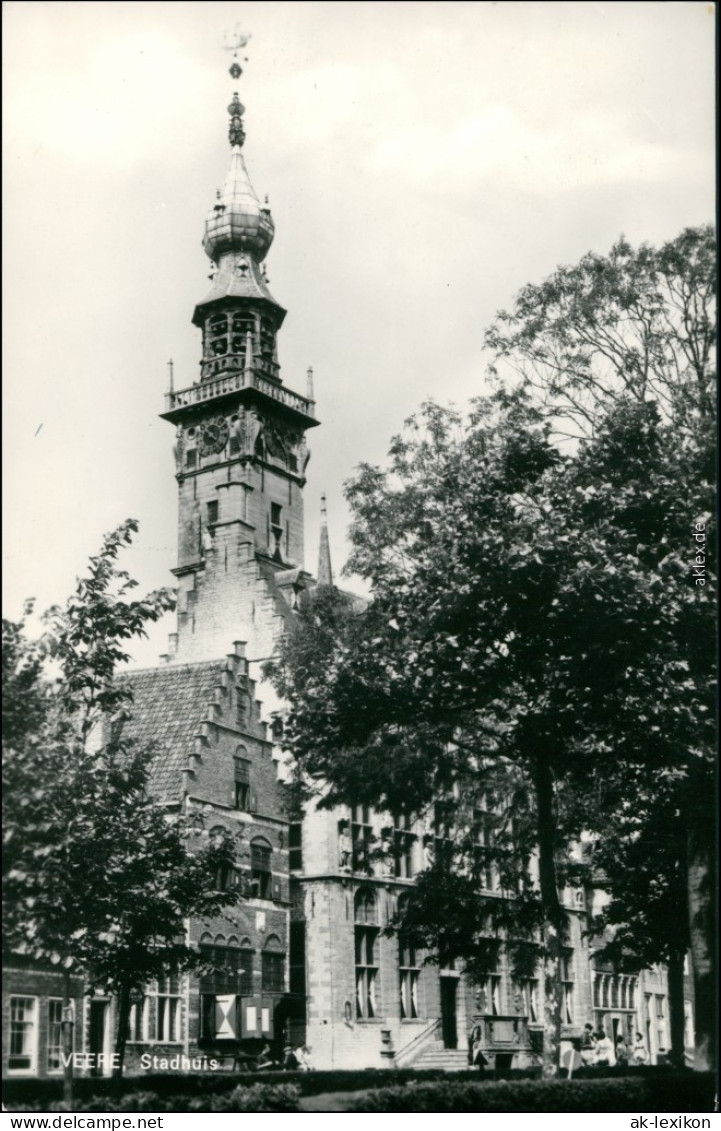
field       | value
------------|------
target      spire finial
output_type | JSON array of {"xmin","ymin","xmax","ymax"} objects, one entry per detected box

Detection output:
[
  {"xmin": 221, "ymin": 27, "xmax": 250, "ymax": 147},
  {"xmin": 317, "ymin": 494, "xmax": 333, "ymax": 588},
  {"xmin": 167, "ymin": 358, "xmax": 174, "ymax": 392},
  {"xmin": 306, "ymin": 366, "xmax": 315, "ymax": 402}
]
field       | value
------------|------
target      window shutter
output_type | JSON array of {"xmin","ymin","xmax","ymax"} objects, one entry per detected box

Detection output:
[
  {"xmin": 250, "ymin": 792, "xmax": 258, "ymax": 813},
  {"xmin": 273, "ymin": 878, "xmax": 282, "ymax": 900},
  {"xmin": 214, "ymin": 994, "xmax": 238, "ymax": 1039}
]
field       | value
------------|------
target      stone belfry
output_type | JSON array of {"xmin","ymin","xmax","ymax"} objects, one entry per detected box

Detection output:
[{"xmin": 162, "ymin": 44, "xmax": 318, "ymax": 665}]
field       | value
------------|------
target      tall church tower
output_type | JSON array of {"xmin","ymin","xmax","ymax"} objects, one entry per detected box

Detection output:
[{"xmin": 161, "ymin": 56, "xmax": 318, "ymax": 665}]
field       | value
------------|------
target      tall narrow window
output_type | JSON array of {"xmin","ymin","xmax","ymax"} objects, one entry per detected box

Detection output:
[
  {"xmin": 234, "ymin": 758, "xmax": 250, "ymax": 810},
  {"xmin": 154, "ymin": 976, "xmax": 181, "ymax": 1042},
  {"xmin": 433, "ymin": 801, "xmax": 455, "ymax": 869},
  {"xmin": 593, "ymin": 973, "xmax": 602, "ymax": 1009},
  {"xmin": 486, "ymin": 974, "xmax": 502, "ymax": 1016},
  {"xmin": 527, "ymin": 979, "xmax": 539, "ymax": 1023},
  {"xmin": 207, "ymin": 500, "xmax": 219, "ymax": 525},
  {"xmin": 289, "ymin": 823, "xmax": 303, "ymax": 871},
  {"xmin": 250, "ymin": 840, "xmax": 272, "ymax": 899},
  {"xmin": 262, "ymin": 936, "xmax": 286, "ymax": 993},
  {"xmin": 9, "ymin": 997, "xmax": 37, "ymax": 1073},
  {"xmin": 399, "ymin": 939, "xmax": 420, "ymax": 1019},
  {"xmin": 270, "ymin": 502, "xmax": 283, "ymax": 560},
  {"xmin": 47, "ymin": 1000, "xmax": 63, "ymax": 1073},
  {"xmin": 352, "ymin": 805, "xmax": 373, "ymax": 873},
  {"xmin": 126, "ymin": 995, "xmax": 148, "ymax": 1043},
  {"xmin": 355, "ymin": 890, "xmax": 379, "ymax": 1019},
  {"xmin": 561, "ymin": 951, "xmax": 574, "ymax": 1024},
  {"xmin": 392, "ymin": 810, "xmax": 416, "ymax": 879},
  {"xmin": 473, "ymin": 803, "xmax": 497, "ymax": 891},
  {"xmin": 289, "ymin": 922, "xmax": 307, "ymax": 996}
]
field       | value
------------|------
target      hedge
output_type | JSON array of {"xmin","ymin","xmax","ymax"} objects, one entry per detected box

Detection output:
[
  {"xmin": 3, "ymin": 1067, "xmax": 458, "ymax": 1108},
  {"xmin": 6, "ymin": 1084, "xmax": 302, "ymax": 1114},
  {"xmin": 344, "ymin": 1072, "xmax": 716, "ymax": 1113},
  {"xmin": 3, "ymin": 1066, "xmax": 708, "ymax": 1113}
]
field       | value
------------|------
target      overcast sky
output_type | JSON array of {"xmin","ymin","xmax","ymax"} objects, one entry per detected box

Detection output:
[{"xmin": 3, "ymin": 1, "xmax": 715, "ymax": 667}]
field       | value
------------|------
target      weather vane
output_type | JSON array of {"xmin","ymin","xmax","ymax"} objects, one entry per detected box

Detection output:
[{"xmin": 221, "ymin": 25, "xmax": 250, "ymax": 81}]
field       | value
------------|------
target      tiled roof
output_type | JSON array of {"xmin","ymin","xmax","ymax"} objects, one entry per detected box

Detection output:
[{"xmin": 119, "ymin": 660, "xmax": 228, "ymax": 802}]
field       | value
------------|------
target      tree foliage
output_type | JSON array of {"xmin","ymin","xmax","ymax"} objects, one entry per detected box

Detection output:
[
  {"xmin": 2, "ymin": 520, "xmax": 239, "ymax": 1075},
  {"xmin": 268, "ymin": 226, "xmax": 715, "ymax": 1074}
]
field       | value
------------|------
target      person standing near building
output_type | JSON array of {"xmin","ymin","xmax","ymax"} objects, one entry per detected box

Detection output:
[
  {"xmin": 633, "ymin": 1032, "xmax": 648, "ymax": 1065},
  {"xmin": 581, "ymin": 1023, "xmax": 597, "ymax": 1066},
  {"xmin": 595, "ymin": 1029, "xmax": 616, "ymax": 1066},
  {"xmin": 615, "ymin": 1035, "xmax": 629, "ymax": 1067}
]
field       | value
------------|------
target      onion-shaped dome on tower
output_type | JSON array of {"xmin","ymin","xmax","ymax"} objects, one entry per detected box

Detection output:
[{"xmin": 202, "ymin": 92, "xmax": 275, "ymax": 263}]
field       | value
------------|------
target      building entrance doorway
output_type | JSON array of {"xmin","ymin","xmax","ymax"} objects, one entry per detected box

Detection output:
[{"xmin": 440, "ymin": 977, "xmax": 458, "ymax": 1049}]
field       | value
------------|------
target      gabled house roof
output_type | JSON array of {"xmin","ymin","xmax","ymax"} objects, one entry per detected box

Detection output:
[{"xmin": 119, "ymin": 659, "xmax": 232, "ymax": 802}]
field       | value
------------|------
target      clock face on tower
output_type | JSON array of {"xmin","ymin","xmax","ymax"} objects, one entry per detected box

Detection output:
[{"xmin": 198, "ymin": 415, "xmax": 230, "ymax": 456}]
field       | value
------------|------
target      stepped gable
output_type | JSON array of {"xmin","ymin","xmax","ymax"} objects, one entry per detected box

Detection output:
[
  {"xmin": 119, "ymin": 647, "xmax": 268, "ymax": 802},
  {"xmin": 119, "ymin": 659, "xmax": 229, "ymax": 802}
]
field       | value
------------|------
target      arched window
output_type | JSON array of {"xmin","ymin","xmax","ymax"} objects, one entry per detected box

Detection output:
[
  {"xmin": 262, "ymin": 935, "xmax": 285, "ymax": 993},
  {"xmin": 397, "ymin": 895, "xmax": 421, "ymax": 1020},
  {"xmin": 354, "ymin": 889, "xmax": 379, "ymax": 1018}
]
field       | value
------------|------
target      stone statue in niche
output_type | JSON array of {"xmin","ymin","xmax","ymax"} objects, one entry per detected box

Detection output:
[
  {"xmin": 173, "ymin": 425, "xmax": 183, "ymax": 471},
  {"xmin": 298, "ymin": 437, "xmax": 311, "ymax": 475},
  {"xmin": 245, "ymin": 408, "xmax": 263, "ymax": 456}
]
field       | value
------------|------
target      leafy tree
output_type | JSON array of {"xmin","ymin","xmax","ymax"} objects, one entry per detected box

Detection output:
[
  {"xmin": 2, "ymin": 520, "xmax": 239, "ymax": 1089},
  {"xmin": 270, "ymin": 383, "xmax": 712, "ymax": 1077},
  {"xmin": 484, "ymin": 224, "xmax": 716, "ymax": 1070}
]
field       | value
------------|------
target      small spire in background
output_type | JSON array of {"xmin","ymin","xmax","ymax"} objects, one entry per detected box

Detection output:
[
  {"xmin": 317, "ymin": 493, "xmax": 333, "ymax": 588},
  {"xmin": 167, "ymin": 358, "xmax": 174, "ymax": 393},
  {"xmin": 306, "ymin": 366, "xmax": 315, "ymax": 403}
]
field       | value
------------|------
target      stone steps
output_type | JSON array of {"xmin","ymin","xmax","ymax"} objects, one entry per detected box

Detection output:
[{"xmin": 412, "ymin": 1044, "xmax": 471, "ymax": 1072}]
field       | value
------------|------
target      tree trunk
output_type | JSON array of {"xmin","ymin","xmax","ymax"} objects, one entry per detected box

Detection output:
[
  {"xmin": 534, "ymin": 755, "xmax": 566, "ymax": 1079},
  {"xmin": 666, "ymin": 949, "xmax": 686, "ymax": 1069},
  {"xmin": 62, "ymin": 971, "xmax": 74, "ymax": 1111},
  {"xmin": 687, "ymin": 820, "xmax": 715, "ymax": 1071},
  {"xmin": 113, "ymin": 982, "xmax": 132, "ymax": 1078}
]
